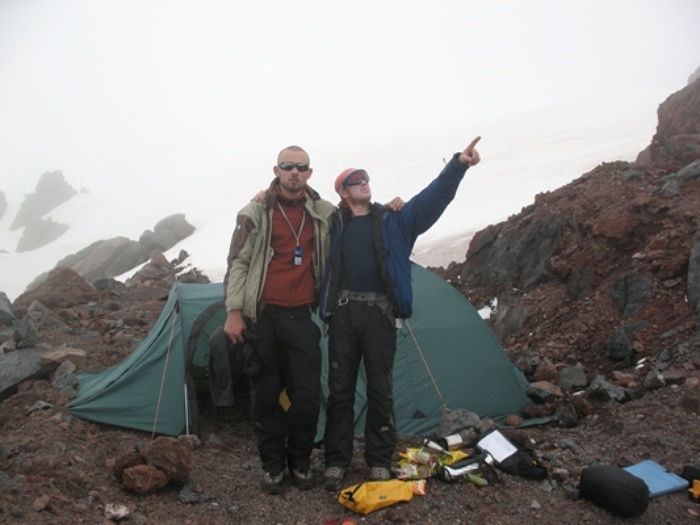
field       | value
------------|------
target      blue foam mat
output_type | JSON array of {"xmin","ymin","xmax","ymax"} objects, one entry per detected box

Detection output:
[{"xmin": 623, "ymin": 460, "xmax": 689, "ymax": 497}]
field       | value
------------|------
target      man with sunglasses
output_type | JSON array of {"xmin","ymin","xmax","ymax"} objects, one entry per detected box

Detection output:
[
  {"xmin": 319, "ymin": 136, "xmax": 482, "ymax": 491},
  {"xmin": 223, "ymin": 145, "xmax": 336, "ymax": 495}
]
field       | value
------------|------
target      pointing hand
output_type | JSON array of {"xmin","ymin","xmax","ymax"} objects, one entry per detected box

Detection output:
[{"xmin": 459, "ymin": 136, "xmax": 481, "ymax": 166}]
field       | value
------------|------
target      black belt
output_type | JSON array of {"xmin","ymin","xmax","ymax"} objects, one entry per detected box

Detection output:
[{"xmin": 335, "ymin": 289, "xmax": 396, "ymax": 326}]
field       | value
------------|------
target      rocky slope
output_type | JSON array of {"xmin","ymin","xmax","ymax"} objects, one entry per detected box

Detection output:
[{"xmin": 434, "ymin": 78, "xmax": 700, "ymax": 399}]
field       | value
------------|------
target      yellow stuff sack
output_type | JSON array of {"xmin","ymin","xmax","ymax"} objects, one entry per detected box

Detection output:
[{"xmin": 338, "ymin": 480, "xmax": 416, "ymax": 515}]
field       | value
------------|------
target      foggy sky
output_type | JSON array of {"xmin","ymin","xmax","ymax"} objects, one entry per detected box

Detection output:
[{"xmin": 1, "ymin": 0, "xmax": 699, "ymax": 202}]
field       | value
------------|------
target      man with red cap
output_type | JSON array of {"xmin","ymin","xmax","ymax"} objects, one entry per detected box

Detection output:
[{"xmin": 319, "ymin": 136, "xmax": 482, "ymax": 491}]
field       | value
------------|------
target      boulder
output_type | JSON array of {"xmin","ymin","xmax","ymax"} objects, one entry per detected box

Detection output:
[
  {"xmin": 56, "ymin": 237, "xmax": 141, "ymax": 281},
  {"xmin": 139, "ymin": 213, "xmax": 195, "ymax": 253},
  {"xmin": 460, "ymin": 216, "xmax": 562, "ymax": 293},
  {"xmin": 557, "ymin": 364, "xmax": 588, "ymax": 390},
  {"xmin": 611, "ymin": 271, "xmax": 653, "ymax": 318},
  {"xmin": 14, "ymin": 267, "xmax": 99, "ymax": 309},
  {"xmin": 39, "ymin": 346, "xmax": 87, "ymax": 366},
  {"xmin": 23, "ymin": 214, "xmax": 196, "ymax": 292},
  {"xmin": 0, "ymin": 347, "xmax": 58, "ymax": 401},
  {"xmin": 122, "ymin": 464, "xmax": 170, "ymax": 494},
  {"xmin": 0, "ymin": 292, "xmax": 20, "ymax": 325},
  {"xmin": 142, "ymin": 436, "xmax": 192, "ymax": 483}
]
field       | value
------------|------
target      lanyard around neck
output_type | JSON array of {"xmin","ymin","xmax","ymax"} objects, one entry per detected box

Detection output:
[{"xmin": 276, "ymin": 202, "xmax": 306, "ymax": 247}]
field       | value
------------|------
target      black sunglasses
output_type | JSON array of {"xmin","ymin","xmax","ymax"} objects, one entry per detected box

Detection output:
[{"xmin": 278, "ymin": 162, "xmax": 310, "ymax": 172}]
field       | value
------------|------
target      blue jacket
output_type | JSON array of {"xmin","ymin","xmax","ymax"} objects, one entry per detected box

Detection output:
[{"xmin": 319, "ymin": 153, "xmax": 470, "ymax": 321}]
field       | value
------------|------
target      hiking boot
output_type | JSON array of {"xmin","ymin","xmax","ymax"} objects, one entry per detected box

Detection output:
[
  {"xmin": 323, "ymin": 466, "xmax": 346, "ymax": 492},
  {"xmin": 261, "ymin": 471, "xmax": 284, "ymax": 495},
  {"xmin": 369, "ymin": 466, "xmax": 391, "ymax": 481},
  {"xmin": 290, "ymin": 468, "xmax": 315, "ymax": 491}
]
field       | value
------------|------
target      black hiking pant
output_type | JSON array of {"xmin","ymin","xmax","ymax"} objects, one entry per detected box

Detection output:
[
  {"xmin": 248, "ymin": 304, "xmax": 321, "ymax": 475},
  {"xmin": 208, "ymin": 326, "xmax": 251, "ymax": 407},
  {"xmin": 324, "ymin": 300, "xmax": 397, "ymax": 469}
]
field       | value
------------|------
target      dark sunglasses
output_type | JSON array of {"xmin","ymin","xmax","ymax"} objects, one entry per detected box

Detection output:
[
  {"xmin": 342, "ymin": 170, "xmax": 370, "ymax": 188},
  {"xmin": 278, "ymin": 162, "xmax": 310, "ymax": 172}
]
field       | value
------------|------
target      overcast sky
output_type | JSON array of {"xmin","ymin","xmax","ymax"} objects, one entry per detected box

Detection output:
[{"xmin": 1, "ymin": 0, "xmax": 698, "ymax": 202}]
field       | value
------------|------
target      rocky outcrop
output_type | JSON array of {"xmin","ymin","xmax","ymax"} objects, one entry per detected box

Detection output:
[
  {"xmin": 13, "ymin": 267, "xmax": 101, "ymax": 310},
  {"xmin": 0, "ymin": 292, "xmax": 20, "ymax": 325},
  {"xmin": 56, "ymin": 237, "xmax": 148, "ymax": 283},
  {"xmin": 459, "ymin": 216, "xmax": 562, "ymax": 294},
  {"xmin": 637, "ymin": 77, "xmax": 700, "ymax": 168},
  {"xmin": 10, "ymin": 170, "xmax": 76, "ymax": 232},
  {"xmin": 689, "ymin": 65, "xmax": 700, "ymax": 87},
  {"xmin": 138, "ymin": 213, "xmax": 195, "ymax": 254},
  {"xmin": 436, "ymin": 76, "xmax": 700, "ymax": 383},
  {"xmin": 0, "ymin": 255, "xmax": 209, "ymax": 401},
  {"xmin": 16, "ymin": 217, "xmax": 70, "ymax": 252},
  {"xmin": 5, "ymin": 170, "xmax": 77, "ymax": 252},
  {"xmin": 23, "ymin": 213, "xmax": 196, "ymax": 293}
]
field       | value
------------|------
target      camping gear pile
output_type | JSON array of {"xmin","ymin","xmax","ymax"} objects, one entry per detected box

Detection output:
[
  {"xmin": 338, "ymin": 427, "xmax": 696, "ymax": 518},
  {"xmin": 337, "ymin": 426, "xmax": 548, "ymax": 515}
]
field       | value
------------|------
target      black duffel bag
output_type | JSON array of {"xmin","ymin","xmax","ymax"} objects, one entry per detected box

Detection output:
[{"xmin": 578, "ymin": 465, "xmax": 650, "ymax": 517}]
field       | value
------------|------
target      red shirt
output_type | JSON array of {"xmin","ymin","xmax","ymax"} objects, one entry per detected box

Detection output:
[{"xmin": 261, "ymin": 198, "xmax": 315, "ymax": 307}]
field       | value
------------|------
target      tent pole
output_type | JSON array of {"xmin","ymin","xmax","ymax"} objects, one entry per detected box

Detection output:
[
  {"xmin": 405, "ymin": 319, "xmax": 447, "ymax": 409},
  {"xmin": 184, "ymin": 383, "xmax": 190, "ymax": 435},
  {"xmin": 151, "ymin": 306, "xmax": 179, "ymax": 441}
]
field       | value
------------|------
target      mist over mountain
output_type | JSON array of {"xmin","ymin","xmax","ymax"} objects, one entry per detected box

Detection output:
[{"xmin": 0, "ymin": 91, "xmax": 671, "ymax": 302}]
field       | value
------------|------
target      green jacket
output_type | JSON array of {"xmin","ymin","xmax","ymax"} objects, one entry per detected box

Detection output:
[{"xmin": 224, "ymin": 178, "xmax": 336, "ymax": 322}]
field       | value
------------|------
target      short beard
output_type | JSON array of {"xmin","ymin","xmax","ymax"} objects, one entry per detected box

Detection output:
[{"xmin": 280, "ymin": 181, "xmax": 306, "ymax": 196}]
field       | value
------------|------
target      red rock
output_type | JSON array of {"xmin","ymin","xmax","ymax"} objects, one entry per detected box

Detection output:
[{"xmin": 122, "ymin": 464, "xmax": 170, "ymax": 494}]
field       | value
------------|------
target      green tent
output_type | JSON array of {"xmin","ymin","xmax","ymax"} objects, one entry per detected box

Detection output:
[{"xmin": 67, "ymin": 264, "xmax": 529, "ymax": 437}]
